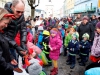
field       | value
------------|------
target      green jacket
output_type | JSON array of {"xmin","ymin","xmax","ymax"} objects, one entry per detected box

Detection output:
[{"xmin": 64, "ymin": 33, "xmax": 72, "ymax": 47}]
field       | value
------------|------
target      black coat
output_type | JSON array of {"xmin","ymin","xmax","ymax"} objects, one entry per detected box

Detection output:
[
  {"xmin": 0, "ymin": 32, "xmax": 14, "ymax": 72},
  {"xmin": 3, "ymin": 2, "xmax": 27, "ymax": 55},
  {"xmin": 77, "ymin": 22, "xmax": 94, "ymax": 41}
]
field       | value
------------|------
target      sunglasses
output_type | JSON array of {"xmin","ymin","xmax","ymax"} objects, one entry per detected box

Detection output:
[
  {"xmin": 15, "ymin": 8, "xmax": 24, "ymax": 14},
  {"xmin": 16, "ymin": 11, "xmax": 24, "ymax": 14}
]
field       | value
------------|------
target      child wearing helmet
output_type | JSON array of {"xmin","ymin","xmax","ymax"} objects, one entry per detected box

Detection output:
[
  {"xmin": 42, "ymin": 30, "xmax": 52, "ymax": 66},
  {"xmin": 79, "ymin": 33, "xmax": 90, "ymax": 66},
  {"xmin": 66, "ymin": 33, "xmax": 79, "ymax": 69}
]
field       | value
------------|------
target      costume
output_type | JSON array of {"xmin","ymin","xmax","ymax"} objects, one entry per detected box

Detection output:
[
  {"xmin": 26, "ymin": 58, "xmax": 47, "ymax": 75},
  {"xmin": 42, "ymin": 30, "xmax": 52, "ymax": 66}
]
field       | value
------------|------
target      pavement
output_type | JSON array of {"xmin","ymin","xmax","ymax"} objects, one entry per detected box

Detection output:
[{"xmin": 14, "ymin": 55, "xmax": 91, "ymax": 75}]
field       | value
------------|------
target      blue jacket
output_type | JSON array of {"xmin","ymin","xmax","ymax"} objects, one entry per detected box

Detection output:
[
  {"xmin": 37, "ymin": 32, "xmax": 43, "ymax": 49},
  {"xmin": 59, "ymin": 29, "xmax": 65, "ymax": 38},
  {"xmin": 67, "ymin": 40, "xmax": 79, "ymax": 56},
  {"xmin": 80, "ymin": 40, "xmax": 90, "ymax": 55},
  {"xmin": 85, "ymin": 67, "xmax": 100, "ymax": 75}
]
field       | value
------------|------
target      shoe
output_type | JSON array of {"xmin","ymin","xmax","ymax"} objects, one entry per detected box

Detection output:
[
  {"xmin": 77, "ymin": 57, "xmax": 81, "ymax": 60},
  {"xmin": 70, "ymin": 64, "xmax": 75, "ymax": 69},
  {"xmin": 50, "ymin": 68, "xmax": 58, "ymax": 75},
  {"xmin": 13, "ymin": 68, "xmax": 23, "ymax": 73},
  {"xmin": 66, "ymin": 62, "xmax": 71, "ymax": 65},
  {"xmin": 79, "ymin": 63, "xmax": 85, "ymax": 66},
  {"xmin": 50, "ymin": 67, "xmax": 58, "ymax": 72},
  {"xmin": 47, "ymin": 63, "xmax": 52, "ymax": 66}
]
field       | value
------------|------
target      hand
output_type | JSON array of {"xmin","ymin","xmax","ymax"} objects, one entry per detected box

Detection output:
[
  {"xmin": 20, "ymin": 51, "xmax": 27, "ymax": 56},
  {"xmin": 11, "ymin": 59, "xmax": 17, "ymax": 65},
  {"xmin": 70, "ymin": 48, "xmax": 72, "ymax": 51},
  {"xmin": 98, "ymin": 60, "xmax": 100, "ymax": 63},
  {"xmin": 79, "ymin": 45, "xmax": 82, "ymax": 47}
]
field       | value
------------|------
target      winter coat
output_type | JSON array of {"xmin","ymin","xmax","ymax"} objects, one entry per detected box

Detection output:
[
  {"xmin": 36, "ymin": 32, "xmax": 43, "ymax": 49},
  {"xmin": 64, "ymin": 33, "xmax": 72, "ymax": 47},
  {"xmin": 49, "ymin": 35, "xmax": 62, "ymax": 60},
  {"xmin": 58, "ymin": 29, "xmax": 65, "ymax": 38},
  {"xmin": 42, "ymin": 35, "xmax": 50, "ymax": 54},
  {"xmin": 67, "ymin": 40, "xmax": 79, "ymax": 56},
  {"xmin": 77, "ymin": 22, "xmax": 94, "ymax": 41},
  {"xmin": 0, "ymin": 32, "xmax": 14, "ymax": 73},
  {"xmin": 91, "ymin": 19, "xmax": 98, "ymax": 28},
  {"xmin": 91, "ymin": 33, "xmax": 100, "ymax": 57},
  {"xmin": 80, "ymin": 40, "xmax": 90, "ymax": 55},
  {"xmin": 15, "ymin": 32, "xmax": 33, "ymax": 46},
  {"xmin": 3, "ymin": 2, "xmax": 27, "ymax": 52},
  {"xmin": 85, "ymin": 67, "xmax": 100, "ymax": 75}
]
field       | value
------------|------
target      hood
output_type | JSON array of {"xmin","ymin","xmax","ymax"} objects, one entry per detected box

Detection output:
[
  {"xmin": 4, "ymin": 2, "xmax": 13, "ymax": 13},
  {"xmin": 4, "ymin": 2, "xmax": 25, "ymax": 24}
]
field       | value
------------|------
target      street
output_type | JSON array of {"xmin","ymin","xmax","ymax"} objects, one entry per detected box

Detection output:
[{"xmin": 45, "ymin": 55, "xmax": 91, "ymax": 75}]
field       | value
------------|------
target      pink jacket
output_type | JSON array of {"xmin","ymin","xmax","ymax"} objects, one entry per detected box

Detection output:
[
  {"xmin": 49, "ymin": 35, "xmax": 62, "ymax": 60},
  {"xmin": 27, "ymin": 32, "xmax": 33, "ymax": 42},
  {"xmin": 91, "ymin": 32, "xmax": 100, "ymax": 57}
]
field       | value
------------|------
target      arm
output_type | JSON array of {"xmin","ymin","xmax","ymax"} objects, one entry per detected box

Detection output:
[
  {"xmin": 0, "ymin": 46, "xmax": 13, "ymax": 70},
  {"xmin": 82, "ymin": 42, "xmax": 90, "ymax": 49},
  {"xmin": 52, "ymin": 38, "xmax": 62, "ymax": 50},
  {"xmin": 20, "ymin": 21, "xmax": 27, "ymax": 50},
  {"xmin": 90, "ymin": 23, "xmax": 95, "ymax": 41},
  {"xmin": 64, "ymin": 35, "xmax": 69, "ymax": 47},
  {"xmin": 4, "ymin": 36, "xmax": 25, "ymax": 56}
]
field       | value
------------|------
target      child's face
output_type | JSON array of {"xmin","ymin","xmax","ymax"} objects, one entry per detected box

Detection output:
[
  {"xmin": 72, "ymin": 36, "xmax": 76, "ymax": 40},
  {"xmin": 83, "ymin": 37, "xmax": 88, "ymax": 41},
  {"xmin": 69, "ymin": 30, "xmax": 74, "ymax": 35},
  {"xmin": 51, "ymin": 33, "xmax": 56, "ymax": 37},
  {"xmin": 96, "ymin": 27, "xmax": 100, "ymax": 34}
]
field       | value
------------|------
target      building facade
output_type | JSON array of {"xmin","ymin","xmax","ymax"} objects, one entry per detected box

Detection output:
[
  {"xmin": 45, "ymin": 1, "xmax": 54, "ymax": 18},
  {"xmin": 74, "ymin": 0, "xmax": 99, "ymax": 17},
  {"xmin": 63, "ymin": 0, "xmax": 67, "ymax": 17},
  {"xmin": 66, "ymin": 0, "xmax": 75, "ymax": 16}
]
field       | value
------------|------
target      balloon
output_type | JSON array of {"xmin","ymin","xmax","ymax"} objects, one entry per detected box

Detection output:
[{"xmin": 26, "ymin": 41, "xmax": 42, "ymax": 54}]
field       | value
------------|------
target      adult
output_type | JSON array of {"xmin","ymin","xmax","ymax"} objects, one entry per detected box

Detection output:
[
  {"xmin": 91, "ymin": 15, "xmax": 98, "ymax": 30},
  {"xmin": 3, "ymin": 0, "xmax": 27, "ymax": 73},
  {"xmin": 74, "ymin": 14, "xmax": 82, "ymax": 22},
  {"xmin": 0, "ymin": 7, "xmax": 17, "ymax": 75},
  {"xmin": 77, "ymin": 16, "xmax": 94, "ymax": 41}
]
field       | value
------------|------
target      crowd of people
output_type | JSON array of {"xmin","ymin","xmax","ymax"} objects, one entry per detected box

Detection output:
[{"xmin": 0, "ymin": 0, "xmax": 100, "ymax": 75}]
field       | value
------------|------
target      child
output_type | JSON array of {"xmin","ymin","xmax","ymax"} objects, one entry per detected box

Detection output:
[
  {"xmin": 66, "ymin": 33, "xmax": 79, "ymax": 69},
  {"xmin": 64, "ymin": 28, "xmax": 75, "ymax": 56},
  {"xmin": 36, "ymin": 26, "xmax": 44, "ymax": 49},
  {"xmin": 90, "ymin": 22, "xmax": 100, "ymax": 62},
  {"xmin": 49, "ymin": 28, "xmax": 62, "ymax": 75},
  {"xmin": 42, "ymin": 30, "xmax": 52, "ymax": 66},
  {"xmin": 63, "ymin": 27, "xmax": 72, "ymax": 56},
  {"xmin": 79, "ymin": 33, "xmax": 90, "ymax": 66},
  {"xmin": 58, "ymin": 24, "xmax": 65, "ymax": 54}
]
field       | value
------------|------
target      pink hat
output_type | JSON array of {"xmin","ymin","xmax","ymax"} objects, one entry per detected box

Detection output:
[
  {"xmin": 82, "ymin": 16, "xmax": 89, "ymax": 20},
  {"xmin": 96, "ymin": 22, "xmax": 100, "ymax": 29}
]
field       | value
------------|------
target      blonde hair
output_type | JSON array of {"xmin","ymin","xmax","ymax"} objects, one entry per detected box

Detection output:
[{"xmin": 0, "ymin": 7, "xmax": 9, "ymax": 20}]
